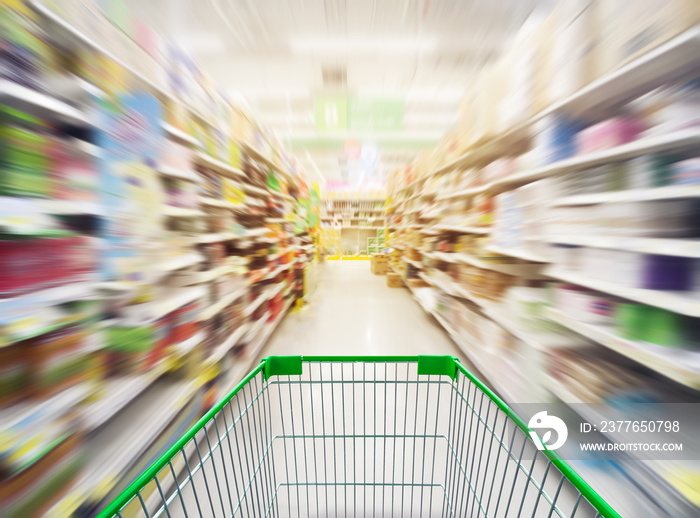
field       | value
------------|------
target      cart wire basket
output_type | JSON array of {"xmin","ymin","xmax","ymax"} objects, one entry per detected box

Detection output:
[{"xmin": 97, "ymin": 356, "xmax": 619, "ymax": 518}]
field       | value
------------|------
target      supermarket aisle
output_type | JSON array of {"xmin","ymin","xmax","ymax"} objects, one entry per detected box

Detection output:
[{"xmin": 260, "ymin": 261, "xmax": 466, "ymax": 359}]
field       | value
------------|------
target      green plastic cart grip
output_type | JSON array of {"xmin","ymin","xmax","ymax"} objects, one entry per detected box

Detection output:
[
  {"xmin": 263, "ymin": 355, "xmax": 303, "ymax": 380},
  {"xmin": 417, "ymin": 355, "xmax": 458, "ymax": 379}
]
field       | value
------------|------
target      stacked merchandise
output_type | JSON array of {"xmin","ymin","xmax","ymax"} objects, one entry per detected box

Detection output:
[
  {"xmin": 387, "ymin": 3, "xmax": 700, "ymax": 516},
  {"xmin": 0, "ymin": 1, "xmax": 313, "ymax": 517}
]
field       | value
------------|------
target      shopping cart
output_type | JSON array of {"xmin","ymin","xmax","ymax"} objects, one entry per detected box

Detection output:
[{"xmin": 97, "ymin": 356, "xmax": 619, "ymax": 518}]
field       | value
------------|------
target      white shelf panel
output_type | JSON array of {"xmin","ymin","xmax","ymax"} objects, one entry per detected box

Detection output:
[
  {"xmin": 243, "ymin": 184, "xmax": 270, "ymax": 197},
  {"xmin": 545, "ymin": 307, "xmax": 700, "ymax": 389},
  {"xmin": 0, "ymin": 279, "xmax": 98, "ymax": 308},
  {"xmin": 0, "ymin": 79, "xmax": 91, "ymax": 125},
  {"xmin": 436, "ymin": 186, "xmax": 486, "ymax": 200},
  {"xmin": 157, "ymin": 253, "xmax": 202, "ymax": 273},
  {"xmin": 194, "ymin": 152, "xmax": 245, "ymax": 179},
  {"xmin": 161, "ymin": 123, "xmax": 200, "ymax": 147},
  {"xmin": 206, "ymin": 323, "xmax": 251, "ymax": 364},
  {"xmin": 195, "ymin": 232, "xmax": 243, "ymax": 244},
  {"xmin": 162, "ymin": 206, "xmax": 205, "ymax": 218},
  {"xmin": 197, "ymin": 265, "xmax": 233, "ymax": 283},
  {"xmin": 142, "ymin": 286, "xmax": 206, "ymax": 322},
  {"xmin": 200, "ymin": 285, "xmax": 248, "ymax": 321},
  {"xmin": 341, "ymin": 226, "xmax": 383, "ymax": 230},
  {"xmin": 431, "ymin": 225, "xmax": 490, "ymax": 234},
  {"xmin": 553, "ymin": 185, "xmax": 700, "ymax": 206},
  {"xmin": 547, "ymin": 235, "xmax": 700, "ymax": 258},
  {"xmin": 403, "ymin": 257, "xmax": 422, "ymax": 268},
  {"xmin": 34, "ymin": 198, "xmax": 104, "ymax": 216},
  {"xmin": 489, "ymin": 129, "xmax": 700, "ymax": 193},
  {"xmin": 486, "ymin": 245, "xmax": 550, "ymax": 263},
  {"xmin": 545, "ymin": 267, "xmax": 700, "ymax": 317},
  {"xmin": 198, "ymin": 196, "xmax": 232, "ymax": 208},
  {"xmin": 157, "ymin": 165, "xmax": 199, "ymax": 182}
]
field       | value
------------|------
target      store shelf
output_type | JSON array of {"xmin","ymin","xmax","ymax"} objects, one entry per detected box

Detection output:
[
  {"xmin": 436, "ymin": 186, "xmax": 486, "ymax": 200},
  {"xmin": 162, "ymin": 206, "xmax": 205, "ymax": 218},
  {"xmin": 489, "ymin": 129, "xmax": 700, "ymax": 193},
  {"xmin": 545, "ymin": 267, "xmax": 700, "ymax": 317},
  {"xmin": 403, "ymin": 257, "xmax": 422, "ymax": 268},
  {"xmin": 423, "ymin": 25, "xmax": 700, "ymax": 182},
  {"xmin": 218, "ymin": 297, "xmax": 294, "ymax": 395},
  {"xmin": 422, "ymin": 250, "xmax": 543, "ymax": 275},
  {"xmin": 242, "ymin": 143, "xmax": 294, "ymax": 182},
  {"xmin": 243, "ymin": 184, "xmax": 270, "ymax": 197},
  {"xmin": 342, "ymin": 226, "xmax": 383, "ymax": 229},
  {"xmin": 142, "ymin": 286, "xmax": 206, "ymax": 322},
  {"xmin": 195, "ymin": 232, "xmax": 242, "ymax": 243},
  {"xmin": 244, "ymin": 312, "xmax": 270, "ymax": 341},
  {"xmin": 408, "ymin": 285, "xmax": 519, "ymax": 403},
  {"xmin": 31, "ymin": 198, "xmax": 104, "ymax": 216},
  {"xmin": 199, "ymin": 285, "xmax": 248, "ymax": 321},
  {"xmin": 29, "ymin": 1, "xmax": 171, "ymax": 100},
  {"xmin": 432, "ymin": 224, "xmax": 490, "ymax": 234},
  {"xmin": 198, "ymin": 196, "xmax": 232, "ymax": 208},
  {"xmin": 244, "ymin": 227, "xmax": 270, "ymax": 237},
  {"xmin": 57, "ymin": 376, "xmax": 202, "ymax": 517},
  {"xmin": 547, "ymin": 235, "xmax": 700, "ymax": 258},
  {"xmin": 0, "ymin": 79, "xmax": 91, "ymax": 126},
  {"xmin": 486, "ymin": 245, "xmax": 550, "ymax": 263},
  {"xmin": 157, "ymin": 165, "xmax": 199, "ymax": 183},
  {"xmin": 206, "ymin": 323, "xmax": 251, "ymax": 364},
  {"xmin": 422, "ymin": 251, "xmax": 458, "ymax": 263},
  {"xmin": 245, "ymin": 284, "xmax": 282, "ymax": 316},
  {"xmin": 545, "ymin": 307, "xmax": 700, "ymax": 389},
  {"xmin": 0, "ymin": 279, "xmax": 98, "ymax": 309},
  {"xmin": 254, "ymin": 299, "xmax": 294, "ymax": 348},
  {"xmin": 83, "ymin": 366, "xmax": 166, "ymax": 431},
  {"xmin": 156, "ymin": 253, "xmax": 202, "ymax": 273},
  {"xmin": 161, "ymin": 123, "xmax": 200, "ymax": 147},
  {"xmin": 542, "ymin": 25, "xmax": 700, "ymax": 121},
  {"xmin": 194, "ymin": 152, "xmax": 245, "ymax": 179},
  {"xmin": 197, "ymin": 264, "xmax": 233, "ymax": 283},
  {"xmin": 552, "ymin": 185, "xmax": 700, "ymax": 206},
  {"xmin": 263, "ymin": 263, "xmax": 292, "ymax": 280}
]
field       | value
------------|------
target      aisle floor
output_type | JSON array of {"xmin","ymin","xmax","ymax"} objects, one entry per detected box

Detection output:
[{"xmin": 260, "ymin": 260, "xmax": 467, "ymax": 359}]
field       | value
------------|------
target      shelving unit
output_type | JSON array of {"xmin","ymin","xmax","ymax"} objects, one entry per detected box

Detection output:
[
  {"xmin": 386, "ymin": 21, "xmax": 700, "ymax": 517},
  {"xmin": 0, "ymin": 2, "xmax": 318, "ymax": 516}
]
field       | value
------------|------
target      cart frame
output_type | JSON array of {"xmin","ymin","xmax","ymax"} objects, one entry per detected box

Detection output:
[{"xmin": 97, "ymin": 355, "xmax": 620, "ymax": 518}]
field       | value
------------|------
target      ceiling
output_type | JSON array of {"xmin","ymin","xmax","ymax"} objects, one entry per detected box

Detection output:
[{"xmin": 124, "ymin": 0, "xmax": 541, "ymax": 185}]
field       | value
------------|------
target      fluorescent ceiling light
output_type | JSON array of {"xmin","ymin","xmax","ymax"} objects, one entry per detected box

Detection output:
[{"xmin": 290, "ymin": 36, "xmax": 438, "ymax": 55}]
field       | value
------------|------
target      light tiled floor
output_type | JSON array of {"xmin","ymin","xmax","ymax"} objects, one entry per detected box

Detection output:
[{"xmin": 260, "ymin": 261, "xmax": 470, "ymax": 360}]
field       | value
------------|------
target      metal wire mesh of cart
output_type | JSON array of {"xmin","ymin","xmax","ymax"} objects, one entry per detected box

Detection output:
[{"xmin": 97, "ymin": 356, "xmax": 619, "ymax": 518}]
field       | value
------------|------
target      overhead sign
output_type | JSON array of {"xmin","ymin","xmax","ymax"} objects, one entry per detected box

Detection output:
[
  {"xmin": 349, "ymin": 98, "xmax": 404, "ymax": 132},
  {"xmin": 315, "ymin": 95, "xmax": 348, "ymax": 131},
  {"xmin": 315, "ymin": 96, "xmax": 404, "ymax": 132}
]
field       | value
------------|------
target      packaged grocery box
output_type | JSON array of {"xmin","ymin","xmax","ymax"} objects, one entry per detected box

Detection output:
[
  {"xmin": 386, "ymin": 272, "xmax": 403, "ymax": 288},
  {"xmin": 550, "ymin": 0, "xmax": 601, "ymax": 102}
]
